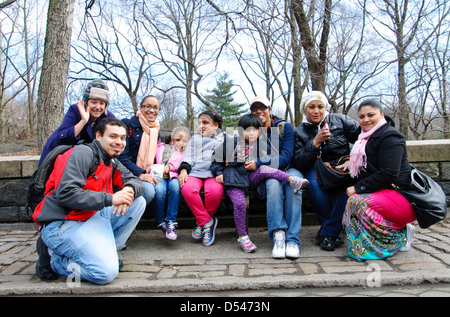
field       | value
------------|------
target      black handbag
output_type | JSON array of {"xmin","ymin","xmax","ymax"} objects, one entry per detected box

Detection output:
[
  {"xmin": 394, "ymin": 167, "xmax": 447, "ymax": 229},
  {"xmin": 314, "ymin": 155, "xmax": 355, "ymax": 191}
]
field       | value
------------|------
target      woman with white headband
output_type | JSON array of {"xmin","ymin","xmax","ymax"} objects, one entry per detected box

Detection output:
[{"xmin": 292, "ymin": 91, "xmax": 359, "ymax": 251}]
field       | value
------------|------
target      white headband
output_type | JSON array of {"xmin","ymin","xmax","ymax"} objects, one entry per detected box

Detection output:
[{"xmin": 300, "ymin": 91, "xmax": 330, "ymax": 114}]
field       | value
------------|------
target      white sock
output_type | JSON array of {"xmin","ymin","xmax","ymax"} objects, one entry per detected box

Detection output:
[{"xmin": 204, "ymin": 219, "xmax": 213, "ymax": 228}]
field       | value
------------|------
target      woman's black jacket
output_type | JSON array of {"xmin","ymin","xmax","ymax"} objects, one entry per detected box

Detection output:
[
  {"xmin": 292, "ymin": 113, "xmax": 360, "ymax": 174},
  {"xmin": 353, "ymin": 119, "xmax": 412, "ymax": 194}
]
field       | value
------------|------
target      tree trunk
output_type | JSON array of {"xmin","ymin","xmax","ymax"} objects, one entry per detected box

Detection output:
[
  {"xmin": 287, "ymin": 0, "xmax": 303, "ymax": 126},
  {"xmin": 291, "ymin": 0, "xmax": 331, "ymax": 93},
  {"xmin": 36, "ymin": 0, "xmax": 74, "ymax": 152},
  {"xmin": 397, "ymin": 54, "xmax": 409, "ymax": 138}
]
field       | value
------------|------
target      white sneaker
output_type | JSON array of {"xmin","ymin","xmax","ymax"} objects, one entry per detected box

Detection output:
[
  {"xmin": 272, "ymin": 230, "xmax": 286, "ymax": 259},
  {"xmin": 400, "ymin": 223, "xmax": 415, "ymax": 252},
  {"xmin": 286, "ymin": 242, "xmax": 300, "ymax": 259}
]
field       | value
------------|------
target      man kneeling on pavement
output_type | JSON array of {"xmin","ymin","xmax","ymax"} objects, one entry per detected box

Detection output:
[{"xmin": 33, "ymin": 117, "xmax": 146, "ymax": 285}]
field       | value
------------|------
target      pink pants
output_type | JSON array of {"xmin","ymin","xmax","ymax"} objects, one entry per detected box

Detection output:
[
  {"xmin": 358, "ymin": 189, "xmax": 417, "ymax": 229},
  {"xmin": 180, "ymin": 176, "xmax": 224, "ymax": 226}
]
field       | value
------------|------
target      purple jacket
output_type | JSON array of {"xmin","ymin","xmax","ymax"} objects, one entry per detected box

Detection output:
[{"xmin": 39, "ymin": 103, "xmax": 115, "ymax": 166}]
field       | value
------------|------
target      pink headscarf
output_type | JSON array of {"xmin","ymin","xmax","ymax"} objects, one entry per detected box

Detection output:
[{"xmin": 349, "ymin": 118, "xmax": 387, "ymax": 178}]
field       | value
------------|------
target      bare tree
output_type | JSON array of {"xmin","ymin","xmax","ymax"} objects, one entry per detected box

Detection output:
[
  {"xmin": 70, "ymin": 1, "xmax": 156, "ymax": 113},
  {"xmin": 157, "ymin": 88, "xmax": 186, "ymax": 130},
  {"xmin": 238, "ymin": 1, "xmax": 296, "ymax": 122},
  {"xmin": 287, "ymin": 0, "xmax": 308, "ymax": 126},
  {"xmin": 135, "ymin": 0, "xmax": 229, "ymax": 130},
  {"xmin": 0, "ymin": 0, "xmax": 18, "ymax": 10},
  {"xmin": 0, "ymin": 3, "xmax": 28, "ymax": 141},
  {"xmin": 425, "ymin": 2, "xmax": 450, "ymax": 138},
  {"xmin": 326, "ymin": 1, "xmax": 390, "ymax": 114},
  {"xmin": 290, "ymin": 0, "xmax": 332, "ymax": 93},
  {"xmin": 0, "ymin": 0, "xmax": 44, "ymax": 142},
  {"xmin": 363, "ymin": 0, "xmax": 448, "ymax": 138},
  {"xmin": 36, "ymin": 0, "xmax": 75, "ymax": 151},
  {"xmin": 21, "ymin": 0, "xmax": 43, "ymax": 134},
  {"xmin": 209, "ymin": 1, "xmax": 304, "ymax": 124}
]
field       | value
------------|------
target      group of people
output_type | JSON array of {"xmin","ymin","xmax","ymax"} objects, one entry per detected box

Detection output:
[{"xmin": 33, "ymin": 79, "xmax": 418, "ymax": 285}]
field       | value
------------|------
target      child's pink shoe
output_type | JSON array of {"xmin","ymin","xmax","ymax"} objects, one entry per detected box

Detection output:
[{"xmin": 238, "ymin": 235, "xmax": 257, "ymax": 253}]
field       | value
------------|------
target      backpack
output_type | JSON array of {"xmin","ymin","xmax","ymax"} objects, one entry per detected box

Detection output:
[
  {"xmin": 277, "ymin": 121, "xmax": 286, "ymax": 138},
  {"xmin": 25, "ymin": 144, "xmax": 98, "ymax": 216}
]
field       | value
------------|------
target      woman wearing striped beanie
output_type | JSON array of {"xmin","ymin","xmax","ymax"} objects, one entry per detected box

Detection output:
[{"xmin": 39, "ymin": 79, "xmax": 115, "ymax": 165}]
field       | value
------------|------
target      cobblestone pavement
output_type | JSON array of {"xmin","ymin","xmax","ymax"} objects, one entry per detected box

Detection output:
[{"xmin": 0, "ymin": 219, "xmax": 449, "ymax": 297}]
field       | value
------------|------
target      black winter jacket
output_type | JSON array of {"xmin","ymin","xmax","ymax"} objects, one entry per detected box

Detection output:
[
  {"xmin": 353, "ymin": 119, "xmax": 412, "ymax": 194},
  {"xmin": 292, "ymin": 113, "xmax": 360, "ymax": 173},
  {"xmin": 210, "ymin": 134, "xmax": 273, "ymax": 189}
]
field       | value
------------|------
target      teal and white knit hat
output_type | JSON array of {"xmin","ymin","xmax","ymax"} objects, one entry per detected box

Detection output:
[{"xmin": 81, "ymin": 79, "xmax": 110, "ymax": 104}]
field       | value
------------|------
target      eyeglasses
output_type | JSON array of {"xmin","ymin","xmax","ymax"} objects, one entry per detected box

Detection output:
[{"xmin": 140, "ymin": 104, "xmax": 159, "ymax": 111}]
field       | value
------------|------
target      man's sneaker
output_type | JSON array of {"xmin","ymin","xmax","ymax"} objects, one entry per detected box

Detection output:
[
  {"xmin": 400, "ymin": 223, "xmax": 415, "ymax": 252},
  {"xmin": 272, "ymin": 230, "xmax": 286, "ymax": 259},
  {"xmin": 320, "ymin": 236, "xmax": 336, "ymax": 251},
  {"xmin": 238, "ymin": 235, "xmax": 257, "ymax": 253},
  {"xmin": 202, "ymin": 217, "xmax": 218, "ymax": 247},
  {"xmin": 192, "ymin": 224, "xmax": 203, "ymax": 240},
  {"xmin": 36, "ymin": 237, "xmax": 58, "ymax": 280},
  {"xmin": 334, "ymin": 233, "xmax": 345, "ymax": 248},
  {"xmin": 286, "ymin": 242, "xmax": 300, "ymax": 259},
  {"xmin": 165, "ymin": 221, "xmax": 178, "ymax": 241}
]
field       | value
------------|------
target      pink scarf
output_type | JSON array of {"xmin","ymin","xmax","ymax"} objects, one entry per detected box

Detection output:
[
  {"xmin": 136, "ymin": 110, "xmax": 160, "ymax": 173},
  {"xmin": 349, "ymin": 118, "xmax": 387, "ymax": 178}
]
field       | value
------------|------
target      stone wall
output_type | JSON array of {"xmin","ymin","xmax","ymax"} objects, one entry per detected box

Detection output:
[{"xmin": 0, "ymin": 140, "xmax": 449, "ymax": 224}]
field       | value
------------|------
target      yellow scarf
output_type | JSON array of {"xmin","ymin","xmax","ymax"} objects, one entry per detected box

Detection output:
[{"xmin": 136, "ymin": 110, "xmax": 160, "ymax": 172}]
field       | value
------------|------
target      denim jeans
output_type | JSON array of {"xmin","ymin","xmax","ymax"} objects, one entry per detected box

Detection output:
[
  {"xmin": 41, "ymin": 196, "xmax": 146, "ymax": 285},
  {"xmin": 266, "ymin": 168, "xmax": 303, "ymax": 246},
  {"xmin": 142, "ymin": 181, "xmax": 156, "ymax": 205},
  {"xmin": 154, "ymin": 178, "xmax": 181, "ymax": 223},
  {"xmin": 304, "ymin": 167, "xmax": 348, "ymax": 238}
]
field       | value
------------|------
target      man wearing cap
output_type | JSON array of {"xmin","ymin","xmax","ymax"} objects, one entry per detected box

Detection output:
[
  {"xmin": 249, "ymin": 96, "xmax": 305, "ymax": 259},
  {"xmin": 39, "ymin": 79, "xmax": 115, "ymax": 166}
]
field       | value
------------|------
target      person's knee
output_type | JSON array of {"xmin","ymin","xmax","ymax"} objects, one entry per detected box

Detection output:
[
  {"xmin": 233, "ymin": 198, "xmax": 247, "ymax": 213},
  {"xmin": 181, "ymin": 185, "xmax": 200, "ymax": 197},
  {"xmin": 132, "ymin": 196, "xmax": 146, "ymax": 217},
  {"xmin": 169, "ymin": 180, "xmax": 180, "ymax": 191},
  {"xmin": 266, "ymin": 178, "xmax": 282, "ymax": 194},
  {"xmin": 85, "ymin": 261, "xmax": 119, "ymax": 285},
  {"xmin": 142, "ymin": 183, "xmax": 156, "ymax": 204}
]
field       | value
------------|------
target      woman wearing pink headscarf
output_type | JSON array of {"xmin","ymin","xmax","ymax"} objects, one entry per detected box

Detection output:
[{"xmin": 344, "ymin": 99, "xmax": 417, "ymax": 261}]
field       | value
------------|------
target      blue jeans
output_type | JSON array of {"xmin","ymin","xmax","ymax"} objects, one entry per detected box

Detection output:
[
  {"xmin": 142, "ymin": 181, "xmax": 156, "ymax": 205},
  {"xmin": 266, "ymin": 168, "xmax": 303, "ymax": 246},
  {"xmin": 41, "ymin": 196, "xmax": 146, "ymax": 285},
  {"xmin": 304, "ymin": 168, "xmax": 348, "ymax": 238},
  {"xmin": 154, "ymin": 178, "xmax": 181, "ymax": 223}
]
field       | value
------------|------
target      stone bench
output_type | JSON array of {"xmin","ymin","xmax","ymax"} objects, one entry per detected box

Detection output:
[{"xmin": 1, "ymin": 140, "xmax": 449, "ymax": 226}]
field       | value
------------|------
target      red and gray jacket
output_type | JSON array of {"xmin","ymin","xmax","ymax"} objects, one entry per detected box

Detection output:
[{"xmin": 32, "ymin": 140, "xmax": 145, "ymax": 226}]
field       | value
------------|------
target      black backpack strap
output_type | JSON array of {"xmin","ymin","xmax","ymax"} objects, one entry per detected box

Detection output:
[{"xmin": 80, "ymin": 143, "xmax": 101, "ymax": 179}]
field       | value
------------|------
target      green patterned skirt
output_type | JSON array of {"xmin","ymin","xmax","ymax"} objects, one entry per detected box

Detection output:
[{"xmin": 343, "ymin": 193, "xmax": 408, "ymax": 262}]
